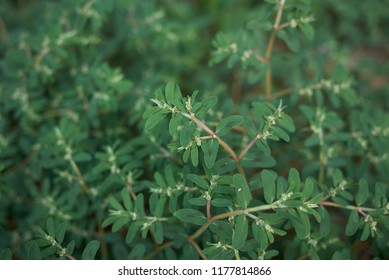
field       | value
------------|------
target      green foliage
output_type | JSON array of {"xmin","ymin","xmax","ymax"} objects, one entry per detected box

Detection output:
[{"xmin": 1, "ymin": 0, "xmax": 388, "ymax": 260}]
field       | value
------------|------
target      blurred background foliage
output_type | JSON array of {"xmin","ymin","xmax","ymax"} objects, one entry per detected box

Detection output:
[{"xmin": 0, "ymin": 0, "xmax": 388, "ymax": 259}]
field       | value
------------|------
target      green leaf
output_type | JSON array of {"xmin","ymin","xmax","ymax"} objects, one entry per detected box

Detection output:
[
  {"xmin": 299, "ymin": 24, "xmax": 314, "ymax": 40},
  {"xmin": 187, "ymin": 174, "xmax": 208, "ymax": 190},
  {"xmin": 233, "ymin": 174, "xmax": 250, "ymax": 208},
  {"xmin": 213, "ymin": 157, "xmax": 236, "ymax": 174},
  {"xmin": 155, "ymin": 194, "xmax": 167, "ymax": 217},
  {"xmin": 27, "ymin": 243, "xmax": 41, "ymax": 260},
  {"xmin": 271, "ymin": 127, "xmax": 290, "ymax": 142},
  {"xmin": 128, "ymin": 244, "xmax": 146, "ymax": 260},
  {"xmin": 288, "ymin": 168, "xmax": 301, "ymax": 192},
  {"xmin": 240, "ymin": 155, "xmax": 276, "ymax": 168},
  {"xmin": 169, "ymin": 113, "xmax": 183, "ymax": 137},
  {"xmin": 121, "ymin": 188, "xmax": 133, "ymax": 211},
  {"xmin": 82, "ymin": 240, "xmax": 100, "ymax": 260},
  {"xmin": 277, "ymin": 114, "xmax": 295, "ymax": 132},
  {"xmin": 290, "ymin": 211, "xmax": 310, "ymax": 239},
  {"xmin": 0, "ymin": 248, "xmax": 12, "ymax": 260},
  {"xmin": 196, "ymin": 96, "xmax": 218, "ymax": 118},
  {"xmin": 301, "ymin": 178, "xmax": 314, "ymax": 201},
  {"xmin": 191, "ymin": 144, "xmax": 199, "ymax": 166},
  {"xmin": 180, "ymin": 122, "xmax": 196, "ymax": 146},
  {"xmin": 356, "ymin": 179, "xmax": 369, "ymax": 206},
  {"xmin": 262, "ymin": 170, "xmax": 277, "ymax": 204},
  {"xmin": 151, "ymin": 221, "xmax": 164, "ymax": 244},
  {"xmin": 201, "ymin": 139, "xmax": 219, "ymax": 169},
  {"xmin": 360, "ymin": 223, "xmax": 370, "ymax": 241},
  {"xmin": 135, "ymin": 194, "xmax": 145, "ymax": 216},
  {"xmin": 277, "ymin": 29, "xmax": 300, "ymax": 52},
  {"xmin": 144, "ymin": 112, "xmax": 168, "ymax": 130},
  {"xmin": 232, "ymin": 215, "xmax": 248, "ymax": 249},
  {"xmin": 165, "ymin": 82, "xmax": 181, "ymax": 102},
  {"xmin": 175, "ymin": 209, "xmax": 207, "ymax": 225},
  {"xmin": 73, "ymin": 152, "xmax": 92, "ymax": 162},
  {"xmin": 345, "ymin": 210, "xmax": 359, "ymax": 236},
  {"xmin": 112, "ymin": 217, "xmax": 131, "ymax": 232},
  {"xmin": 319, "ymin": 206, "xmax": 331, "ymax": 238},
  {"xmin": 189, "ymin": 197, "xmax": 207, "ymax": 206},
  {"xmin": 252, "ymin": 223, "xmax": 268, "ymax": 250},
  {"xmin": 66, "ymin": 240, "xmax": 76, "ymax": 255},
  {"xmin": 55, "ymin": 222, "xmax": 67, "ymax": 244},
  {"xmin": 164, "ymin": 165, "xmax": 176, "ymax": 187},
  {"xmin": 216, "ymin": 115, "xmax": 243, "ymax": 136},
  {"xmin": 108, "ymin": 196, "xmax": 123, "ymax": 211},
  {"xmin": 46, "ymin": 218, "xmax": 55, "ymax": 238},
  {"xmin": 154, "ymin": 172, "xmax": 167, "ymax": 188},
  {"xmin": 211, "ymin": 198, "xmax": 233, "ymax": 207}
]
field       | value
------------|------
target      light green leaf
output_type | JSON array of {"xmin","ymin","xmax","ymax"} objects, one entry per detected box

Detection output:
[
  {"xmin": 46, "ymin": 218, "xmax": 55, "ymax": 238},
  {"xmin": 108, "ymin": 196, "xmax": 123, "ymax": 211},
  {"xmin": 128, "ymin": 244, "xmax": 146, "ymax": 260},
  {"xmin": 288, "ymin": 168, "xmax": 301, "ymax": 192},
  {"xmin": 73, "ymin": 152, "xmax": 92, "ymax": 162}
]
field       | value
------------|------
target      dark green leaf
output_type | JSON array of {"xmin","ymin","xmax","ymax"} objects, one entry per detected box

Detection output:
[
  {"xmin": 201, "ymin": 139, "xmax": 219, "ymax": 169},
  {"xmin": 187, "ymin": 174, "xmax": 208, "ymax": 190},
  {"xmin": 211, "ymin": 198, "xmax": 233, "ymax": 207},
  {"xmin": 232, "ymin": 215, "xmax": 248, "ymax": 249},
  {"xmin": 233, "ymin": 174, "xmax": 250, "ymax": 208},
  {"xmin": 356, "ymin": 179, "xmax": 369, "ymax": 206},
  {"xmin": 0, "ymin": 248, "xmax": 12, "ymax": 260},
  {"xmin": 175, "ymin": 209, "xmax": 207, "ymax": 225},
  {"xmin": 216, "ymin": 115, "xmax": 243, "ymax": 136},
  {"xmin": 262, "ymin": 170, "xmax": 277, "ymax": 204},
  {"xmin": 128, "ymin": 244, "xmax": 146, "ymax": 260},
  {"xmin": 345, "ymin": 210, "xmax": 359, "ymax": 236},
  {"xmin": 82, "ymin": 240, "xmax": 100, "ymax": 260}
]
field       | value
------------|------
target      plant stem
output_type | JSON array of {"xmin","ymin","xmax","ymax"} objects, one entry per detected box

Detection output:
[
  {"xmin": 238, "ymin": 135, "xmax": 261, "ymax": 160},
  {"xmin": 319, "ymin": 201, "xmax": 376, "ymax": 213},
  {"xmin": 65, "ymin": 254, "xmax": 76, "ymax": 260},
  {"xmin": 188, "ymin": 239, "xmax": 208, "ymax": 260},
  {"xmin": 183, "ymin": 113, "xmax": 247, "ymax": 179},
  {"xmin": 264, "ymin": 0, "xmax": 286, "ymax": 99},
  {"xmin": 206, "ymin": 200, "xmax": 211, "ymax": 220},
  {"xmin": 188, "ymin": 204, "xmax": 281, "ymax": 242}
]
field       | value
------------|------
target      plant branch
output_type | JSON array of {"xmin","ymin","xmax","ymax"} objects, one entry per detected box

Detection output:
[{"xmin": 319, "ymin": 201, "xmax": 376, "ymax": 213}]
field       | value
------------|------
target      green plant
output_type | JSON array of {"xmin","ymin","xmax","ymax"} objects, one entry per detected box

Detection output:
[{"xmin": 0, "ymin": 0, "xmax": 388, "ymax": 260}]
